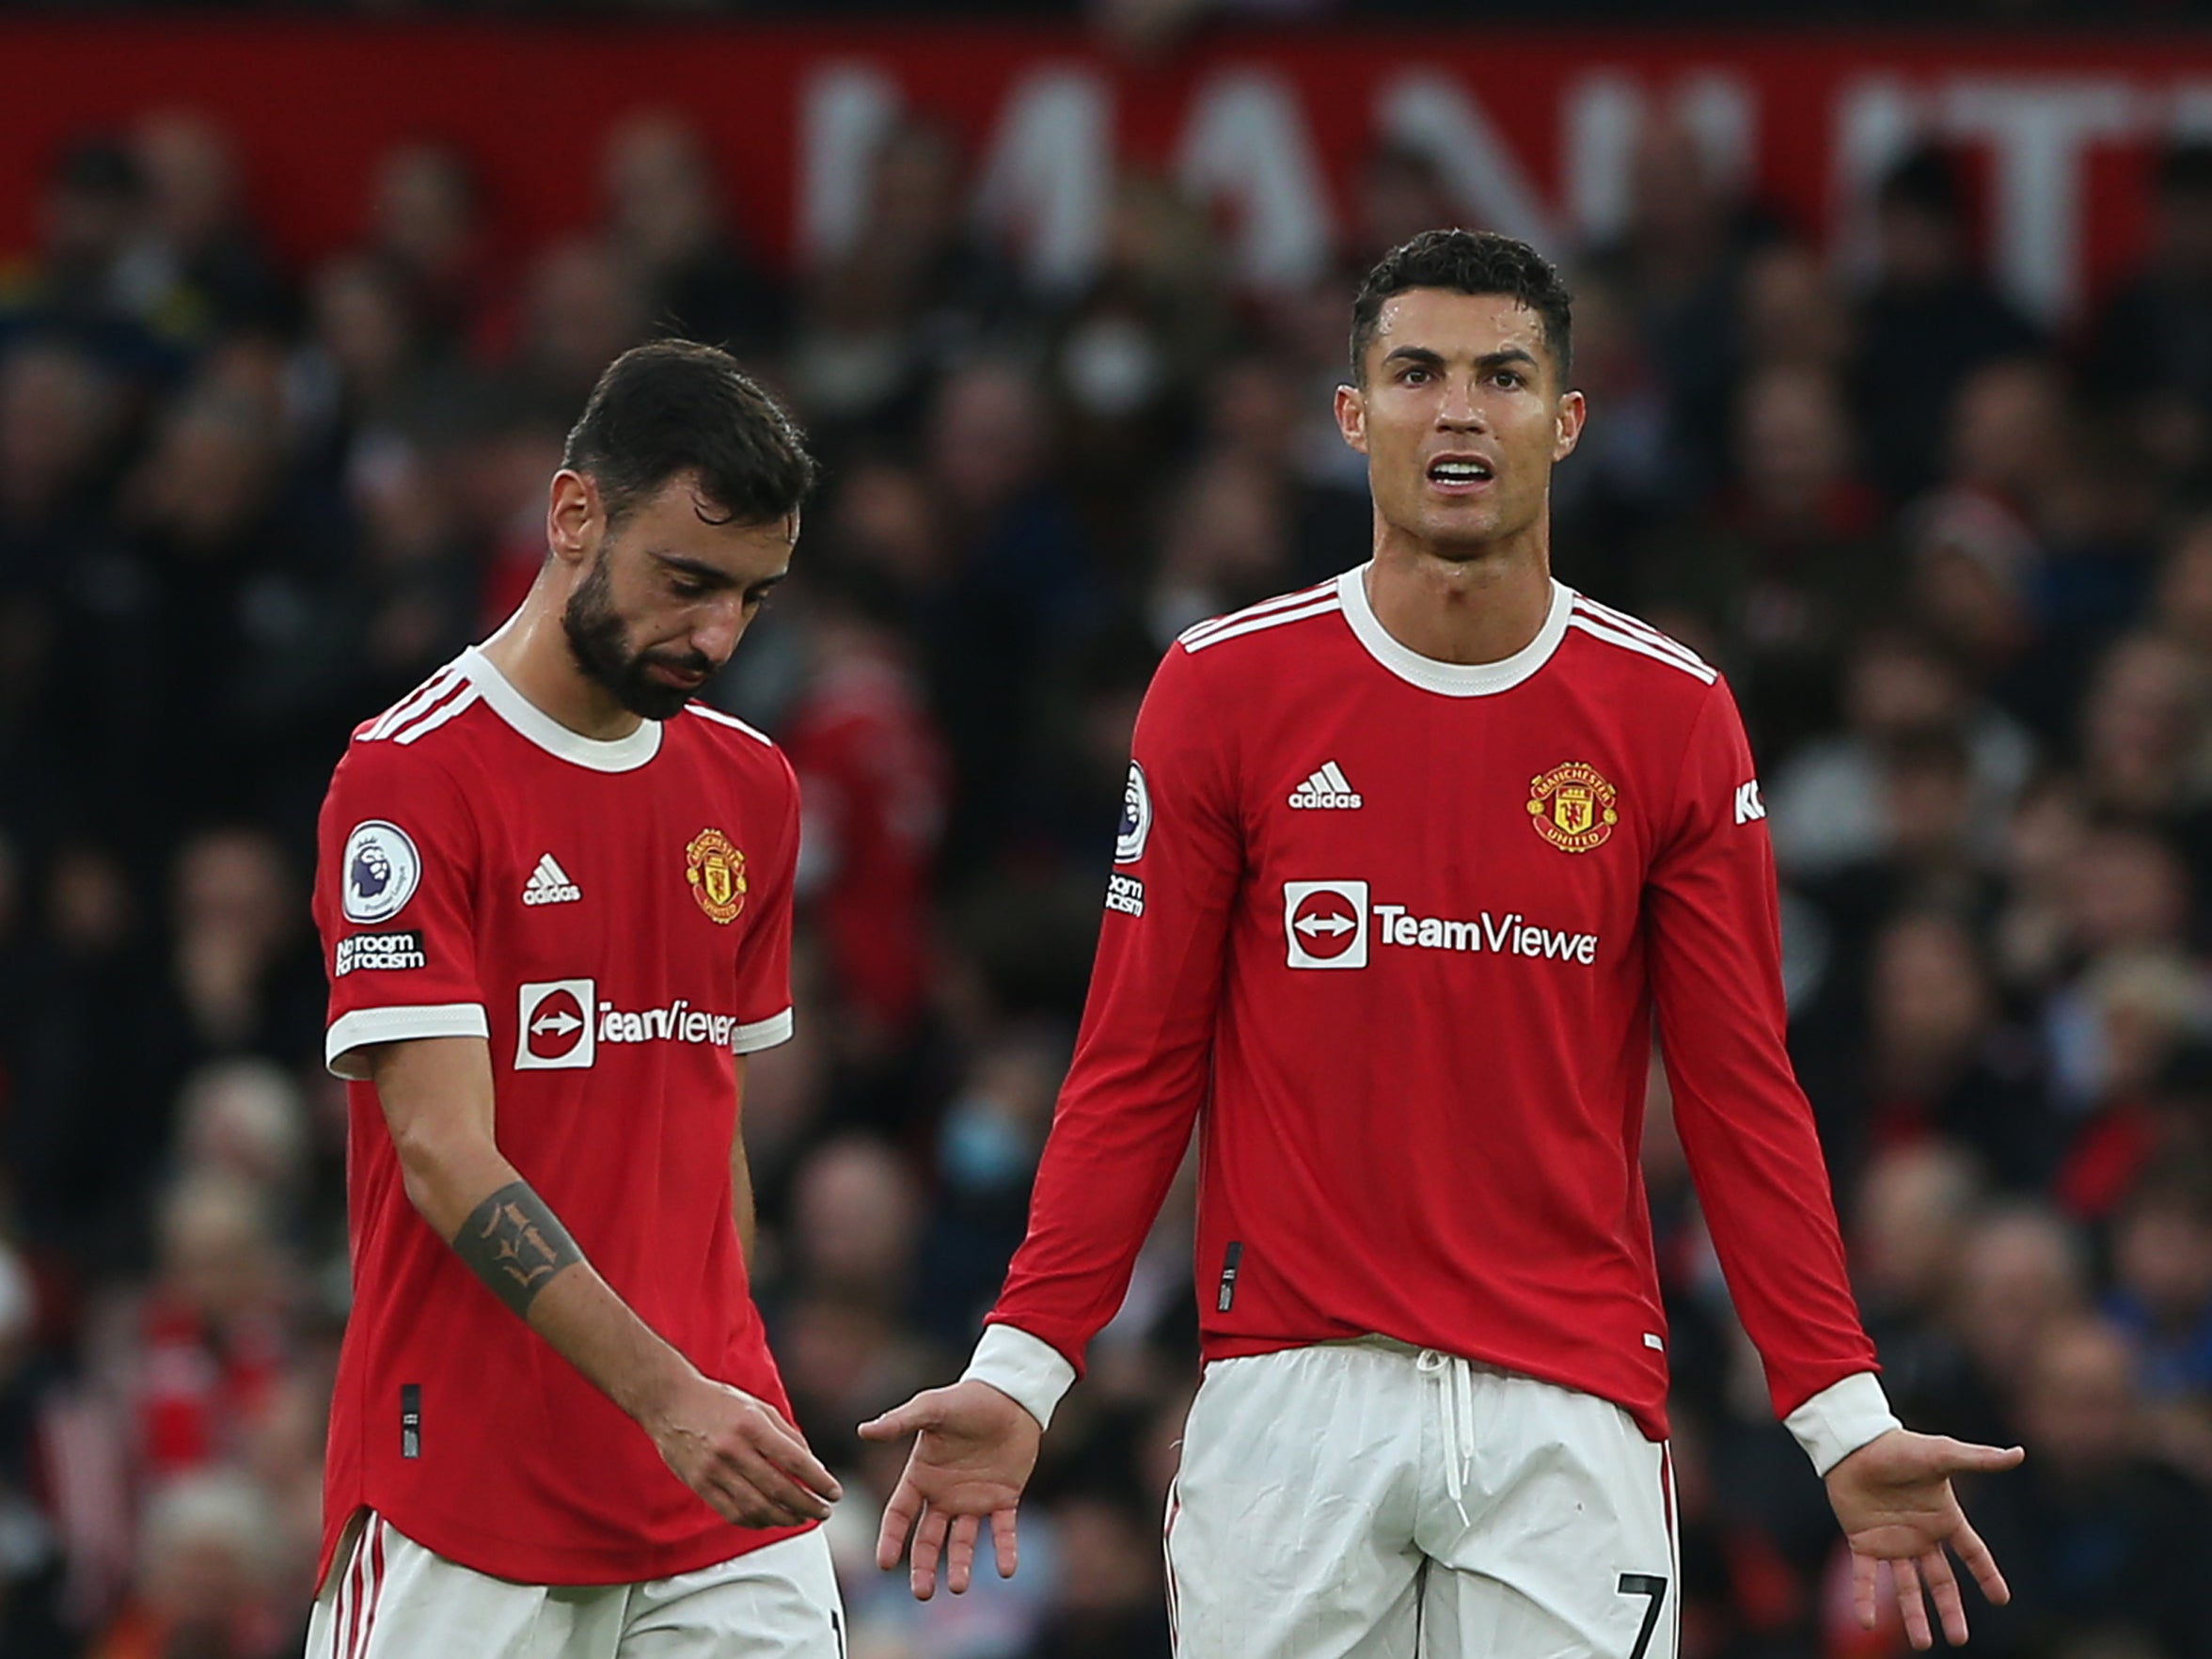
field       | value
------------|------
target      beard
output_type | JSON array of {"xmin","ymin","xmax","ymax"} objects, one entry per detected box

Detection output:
[{"xmin": 561, "ymin": 551, "xmax": 716, "ymax": 721}]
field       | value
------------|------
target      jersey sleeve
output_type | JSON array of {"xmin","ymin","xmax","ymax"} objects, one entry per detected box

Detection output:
[
  {"xmin": 729, "ymin": 748, "xmax": 800, "ymax": 1055},
  {"xmin": 315, "ymin": 739, "xmax": 488, "ymax": 1081},
  {"xmin": 1646, "ymin": 680, "xmax": 1886, "ymax": 1432},
  {"xmin": 979, "ymin": 643, "xmax": 1242, "ymax": 1397}
]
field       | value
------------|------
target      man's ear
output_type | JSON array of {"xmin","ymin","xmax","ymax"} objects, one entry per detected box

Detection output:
[
  {"xmin": 1553, "ymin": 389, "xmax": 1588, "ymax": 464},
  {"xmin": 546, "ymin": 469, "xmax": 601, "ymax": 569},
  {"xmin": 1334, "ymin": 383, "xmax": 1369, "ymax": 456}
]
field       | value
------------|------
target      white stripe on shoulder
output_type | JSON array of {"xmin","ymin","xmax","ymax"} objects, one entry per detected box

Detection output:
[
  {"xmin": 686, "ymin": 704, "xmax": 773, "ymax": 746},
  {"xmin": 1566, "ymin": 616, "xmax": 1717, "ymax": 684},
  {"xmin": 1177, "ymin": 579, "xmax": 1339, "ymax": 647},
  {"xmin": 364, "ymin": 664, "xmax": 464, "ymax": 741},
  {"xmin": 1181, "ymin": 594, "xmax": 1342, "ymax": 654},
  {"xmin": 392, "ymin": 686, "xmax": 482, "ymax": 745},
  {"xmin": 1571, "ymin": 595, "xmax": 1709, "ymax": 672}
]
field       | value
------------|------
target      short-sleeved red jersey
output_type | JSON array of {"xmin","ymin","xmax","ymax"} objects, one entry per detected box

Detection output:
[
  {"xmin": 312, "ymin": 646, "xmax": 809, "ymax": 1587},
  {"xmin": 988, "ymin": 567, "xmax": 1877, "ymax": 1441}
]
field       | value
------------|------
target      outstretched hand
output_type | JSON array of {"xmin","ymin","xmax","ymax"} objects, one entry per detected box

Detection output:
[
  {"xmin": 1825, "ymin": 1428, "xmax": 2025, "ymax": 1650},
  {"xmin": 859, "ymin": 1380, "xmax": 1043, "ymax": 1600}
]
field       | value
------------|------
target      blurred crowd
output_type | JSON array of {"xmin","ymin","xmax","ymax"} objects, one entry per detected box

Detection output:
[{"xmin": 3, "ymin": 76, "xmax": 2212, "ymax": 1659}]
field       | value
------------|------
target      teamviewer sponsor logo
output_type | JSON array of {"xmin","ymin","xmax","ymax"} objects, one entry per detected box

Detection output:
[
  {"xmin": 515, "ymin": 978, "xmax": 750, "ymax": 1069},
  {"xmin": 516, "ymin": 979, "xmax": 596, "ymax": 1070},
  {"xmin": 1284, "ymin": 880, "xmax": 1368, "ymax": 968},
  {"xmin": 1284, "ymin": 882, "xmax": 1602, "ymax": 970}
]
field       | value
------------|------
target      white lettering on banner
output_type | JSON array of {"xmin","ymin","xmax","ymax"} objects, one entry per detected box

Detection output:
[
  {"xmin": 972, "ymin": 69, "xmax": 1113, "ymax": 287},
  {"xmin": 1176, "ymin": 71, "xmax": 1333, "ymax": 289},
  {"xmin": 1940, "ymin": 78, "xmax": 2138, "ymax": 321},
  {"xmin": 1376, "ymin": 71, "xmax": 1560, "ymax": 247},
  {"xmin": 791, "ymin": 55, "xmax": 2208, "ymax": 326}
]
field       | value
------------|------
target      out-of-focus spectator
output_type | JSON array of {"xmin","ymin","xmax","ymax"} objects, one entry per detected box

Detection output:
[
  {"xmin": 132, "ymin": 114, "xmax": 287, "ymax": 340},
  {"xmin": 598, "ymin": 112, "xmax": 784, "ymax": 358},
  {"xmin": 1646, "ymin": 360, "xmax": 1894, "ymax": 757},
  {"xmin": 1968, "ymin": 1317, "xmax": 2212, "ymax": 1659},
  {"xmin": 0, "ymin": 137, "xmax": 195, "ymax": 387},
  {"xmin": 87, "ymin": 1470, "xmax": 292, "ymax": 1659},
  {"xmin": 2097, "ymin": 141, "xmax": 2212, "ymax": 492},
  {"xmin": 1765, "ymin": 627, "xmax": 2033, "ymax": 881},
  {"xmin": 1848, "ymin": 910, "xmax": 2051, "ymax": 1191},
  {"xmin": 1937, "ymin": 1201, "xmax": 2090, "ymax": 1444},
  {"xmin": 364, "ymin": 141, "xmax": 494, "ymax": 356},
  {"xmin": 1585, "ymin": 108, "xmax": 1774, "ymax": 494},
  {"xmin": 506, "ymin": 238, "xmax": 650, "ymax": 425},
  {"xmin": 785, "ymin": 564, "xmax": 951, "ymax": 1059},
  {"xmin": 1852, "ymin": 146, "xmax": 2041, "ymax": 502},
  {"xmin": 124, "ymin": 1172, "xmax": 296, "ymax": 1482}
]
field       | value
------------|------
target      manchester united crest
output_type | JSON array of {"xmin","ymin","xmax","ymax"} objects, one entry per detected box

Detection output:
[
  {"xmin": 1527, "ymin": 763, "xmax": 1620, "ymax": 853},
  {"xmin": 685, "ymin": 829, "xmax": 747, "ymax": 924}
]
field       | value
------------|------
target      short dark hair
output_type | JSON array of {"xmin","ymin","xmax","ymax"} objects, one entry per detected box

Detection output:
[
  {"xmin": 1350, "ymin": 229, "xmax": 1574, "ymax": 384},
  {"xmin": 562, "ymin": 340, "xmax": 816, "ymax": 529}
]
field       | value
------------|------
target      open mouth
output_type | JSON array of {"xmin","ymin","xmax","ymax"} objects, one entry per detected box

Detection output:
[{"xmin": 1427, "ymin": 456, "xmax": 1494, "ymax": 492}]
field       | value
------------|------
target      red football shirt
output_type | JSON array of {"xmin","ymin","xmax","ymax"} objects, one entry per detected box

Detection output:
[
  {"xmin": 988, "ymin": 568, "xmax": 1877, "ymax": 1440},
  {"xmin": 312, "ymin": 647, "xmax": 809, "ymax": 1586}
]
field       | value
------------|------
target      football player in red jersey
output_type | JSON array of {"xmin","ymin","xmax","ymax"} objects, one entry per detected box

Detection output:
[
  {"xmin": 308, "ymin": 342, "xmax": 846, "ymax": 1655},
  {"xmin": 863, "ymin": 232, "xmax": 2022, "ymax": 1657}
]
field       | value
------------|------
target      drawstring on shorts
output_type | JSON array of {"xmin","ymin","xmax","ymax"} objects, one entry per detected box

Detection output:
[{"xmin": 1415, "ymin": 1348, "xmax": 1477, "ymax": 1527}]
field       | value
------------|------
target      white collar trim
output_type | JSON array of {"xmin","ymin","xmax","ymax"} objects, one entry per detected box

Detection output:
[
  {"xmin": 460, "ymin": 646, "xmax": 663, "ymax": 772},
  {"xmin": 1336, "ymin": 564, "xmax": 1572, "ymax": 697}
]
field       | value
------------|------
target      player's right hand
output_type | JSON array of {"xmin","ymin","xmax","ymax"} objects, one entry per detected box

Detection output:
[
  {"xmin": 648, "ymin": 1374, "xmax": 843, "ymax": 1529},
  {"xmin": 859, "ymin": 1379, "xmax": 1041, "ymax": 1600}
]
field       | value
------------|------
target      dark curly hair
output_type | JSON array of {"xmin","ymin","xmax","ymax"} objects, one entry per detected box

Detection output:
[
  {"xmin": 1350, "ymin": 229, "xmax": 1574, "ymax": 385},
  {"xmin": 563, "ymin": 340, "xmax": 817, "ymax": 529}
]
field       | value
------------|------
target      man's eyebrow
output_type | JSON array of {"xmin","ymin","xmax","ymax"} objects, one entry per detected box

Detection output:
[
  {"xmin": 650, "ymin": 552, "xmax": 790, "ymax": 593},
  {"xmin": 1379, "ymin": 345, "xmax": 1542, "ymax": 372}
]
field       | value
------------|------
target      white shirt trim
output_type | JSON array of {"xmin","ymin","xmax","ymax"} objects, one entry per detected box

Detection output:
[
  {"xmin": 731, "ymin": 1007, "xmax": 795, "ymax": 1054},
  {"xmin": 963, "ymin": 1324, "xmax": 1077, "ymax": 1432},
  {"xmin": 1786, "ymin": 1371, "xmax": 1901, "ymax": 1476},
  {"xmin": 327, "ymin": 1003, "xmax": 491, "ymax": 1080},
  {"xmin": 1335, "ymin": 565, "xmax": 1572, "ymax": 697},
  {"xmin": 459, "ymin": 647, "xmax": 663, "ymax": 773}
]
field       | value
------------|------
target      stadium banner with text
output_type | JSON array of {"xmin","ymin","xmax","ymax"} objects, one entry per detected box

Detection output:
[{"xmin": 8, "ymin": 24, "xmax": 2212, "ymax": 323}]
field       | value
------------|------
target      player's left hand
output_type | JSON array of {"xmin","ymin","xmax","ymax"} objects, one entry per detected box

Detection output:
[{"xmin": 1824, "ymin": 1428, "xmax": 2024, "ymax": 1649}]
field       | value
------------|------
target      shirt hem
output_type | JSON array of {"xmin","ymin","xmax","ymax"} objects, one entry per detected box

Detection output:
[{"xmin": 353, "ymin": 1494, "xmax": 816, "ymax": 1587}]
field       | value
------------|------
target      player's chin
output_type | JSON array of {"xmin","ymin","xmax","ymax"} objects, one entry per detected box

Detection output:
[{"xmin": 615, "ymin": 678, "xmax": 698, "ymax": 721}]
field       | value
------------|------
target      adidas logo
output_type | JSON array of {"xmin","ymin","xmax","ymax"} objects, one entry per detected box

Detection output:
[
  {"xmin": 522, "ymin": 853, "xmax": 582, "ymax": 907},
  {"xmin": 1288, "ymin": 762, "xmax": 1363, "ymax": 810}
]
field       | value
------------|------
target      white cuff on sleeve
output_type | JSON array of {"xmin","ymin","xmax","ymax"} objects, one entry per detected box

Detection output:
[
  {"xmin": 1786, "ymin": 1371, "xmax": 1902, "ymax": 1476},
  {"xmin": 326, "ymin": 1003, "xmax": 491, "ymax": 1080},
  {"xmin": 962, "ymin": 1324, "xmax": 1077, "ymax": 1433}
]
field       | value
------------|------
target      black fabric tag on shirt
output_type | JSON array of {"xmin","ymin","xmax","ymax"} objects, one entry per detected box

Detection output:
[
  {"xmin": 402, "ymin": 1384, "xmax": 421, "ymax": 1459},
  {"xmin": 1216, "ymin": 1241, "xmax": 1243, "ymax": 1313}
]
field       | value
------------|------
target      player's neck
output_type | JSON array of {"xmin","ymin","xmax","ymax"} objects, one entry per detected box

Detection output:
[
  {"xmin": 478, "ymin": 600, "xmax": 647, "ymax": 744},
  {"xmin": 1364, "ymin": 529, "xmax": 1554, "ymax": 667}
]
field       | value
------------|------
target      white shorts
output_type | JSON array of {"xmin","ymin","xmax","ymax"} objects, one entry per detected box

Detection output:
[
  {"xmin": 1163, "ymin": 1341, "xmax": 1678, "ymax": 1659},
  {"xmin": 304, "ymin": 1512, "xmax": 846, "ymax": 1659}
]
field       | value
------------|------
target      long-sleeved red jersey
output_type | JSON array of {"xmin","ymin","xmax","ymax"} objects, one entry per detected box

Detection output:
[{"xmin": 985, "ymin": 568, "xmax": 1878, "ymax": 1441}]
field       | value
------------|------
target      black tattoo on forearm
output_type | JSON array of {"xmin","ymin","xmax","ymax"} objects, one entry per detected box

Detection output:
[{"xmin": 454, "ymin": 1181, "xmax": 583, "ymax": 1318}]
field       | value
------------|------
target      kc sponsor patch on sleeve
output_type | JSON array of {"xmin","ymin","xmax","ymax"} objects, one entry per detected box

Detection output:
[{"xmin": 335, "ymin": 931, "xmax": 428, "ymax": 976}]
